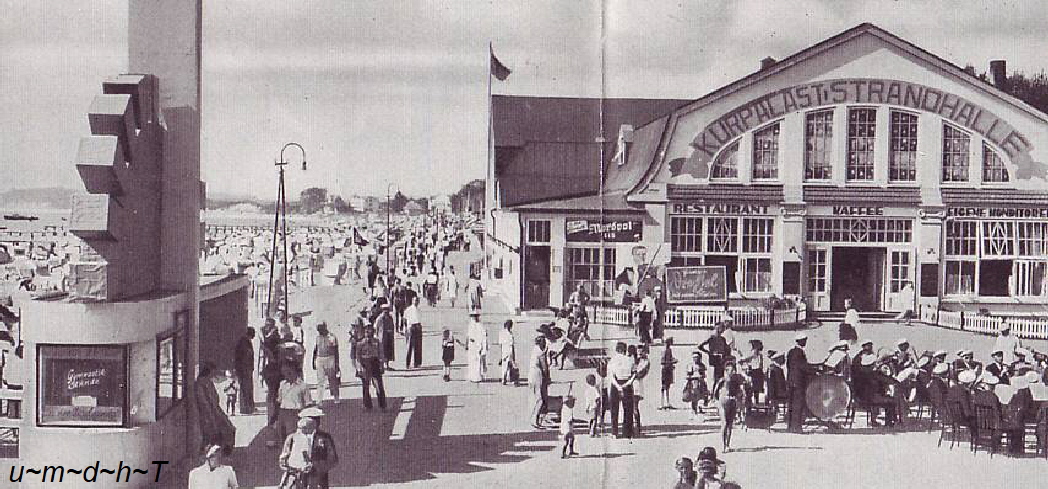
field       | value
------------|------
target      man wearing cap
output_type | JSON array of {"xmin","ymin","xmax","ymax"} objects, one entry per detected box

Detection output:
[
  {"xmin": 1011, "ymin": 348, "xmax": 1034, "ymax": 375},
  {"xmin": 297, "ymin": 406, "xmax": 339, "ymax": 488},
  {"xmin": 852, "ymin": 352, "xmax": 900, "ymax": 427},
  {"xmin": 891, "ymin": 339, "xmax": 918, "ymax": 374},
  {"xmin": 694, "ymin": 447, "xmax": 726, "ymax": 487},
  {"xmin": 823, "ymin": 341, "xmax": 851, "ymax": 379},
  {"xmin": 951, "ymin": 350, "xmax": 980, "ymax": 382},
  {"xmin": 992, "ymin": 322, "xmax": 1023, "ymax": 365},
  {"xmin": 786, "ymin": 332, "xmax": 817, "ymax": 432},
  {"xmin": 188, "ymin": 444, "xmax": 239, "ymax": 488},
  {"xmin": 986, "ymin": 349, "xmax": 1012, "ymax": 385}
]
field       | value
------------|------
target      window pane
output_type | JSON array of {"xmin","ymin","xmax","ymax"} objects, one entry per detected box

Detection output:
[
  {"xmin": 945, "ymin": 260, "xmax": 976, "ymax": 295},
  {"xmin": 671, "ymin": 216, "xmax": 703, "ymax": 253},
  {"xmin": 805, "ymin": 110, "xmax": 834, "ymax": 180},
  {"xmin": 711, "ymin": 141, "xmax": 739, "ymax": 179},
  {"xmin": 847, "ymin": 108, "xmax": 876, "ymax": 180},
  {"xmin": 752, "ymin": 124, "xmax": 780, "ymax": 179},
  {"xmin": 707, "ymin": 218, "xmax": 738, "ymax": 253},
  {"xmin": 889, "ymin": 111, "xmax": 918, "ymax": 181},
  {"xmin": 38, "ymin": 345, "xmax": 128, "ymax": 427},
  {"xmin": 982, "ymin": 144, "xmax": 1010, "ymax": 183},
  {"xmin": 942, "ymin": 124, "xmax": 970, "ymax": 182}
]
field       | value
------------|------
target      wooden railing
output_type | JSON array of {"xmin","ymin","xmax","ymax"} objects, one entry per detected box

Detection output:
[
  {"xmin": 919, "ymin": 304, "xmax": 1048, "ymax": 339},
  {"xmin": 589, "ymin": 304, "xmax": 806, "ymax": 330}
]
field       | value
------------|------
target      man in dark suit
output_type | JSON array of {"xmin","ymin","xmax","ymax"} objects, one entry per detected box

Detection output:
[
  {"xmin": 234, "ymin": 328, "xmax": 256, "ymax": 415},
  {"xmin": 986, "ymin": 349, "xmax": 1011, "ymax": 385},
  {"xmin": 786, "ymin": 333, "xmax": 817, "ymax": 432},
  {"xmin": 946, "ymin": 369, "xmax": 977, "ymax": 427}
]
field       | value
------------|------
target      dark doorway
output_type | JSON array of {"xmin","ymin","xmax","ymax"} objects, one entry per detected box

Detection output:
[
  {"xmin": 830, "ymin": 247, "xmax": 885, "ymax": 311},
  {"xmin": 523, "ymin": 246, "xmax": 551, "ymax": 310}
]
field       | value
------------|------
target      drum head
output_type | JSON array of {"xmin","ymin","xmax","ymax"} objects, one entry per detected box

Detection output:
[{"xmin": 805, "ymin": 375, "xmax": 851, "ymax": 421}]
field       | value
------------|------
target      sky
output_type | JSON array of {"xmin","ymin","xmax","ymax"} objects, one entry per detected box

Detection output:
[{"xmin": 3, "ymin": 0, "xmax": 1048, "ymax": 200}]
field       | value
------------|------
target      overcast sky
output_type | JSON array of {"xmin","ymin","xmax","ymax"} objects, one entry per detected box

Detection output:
[{"xmin": 3, "ymin": 0, "xmax": 1048, "ymax": 200}]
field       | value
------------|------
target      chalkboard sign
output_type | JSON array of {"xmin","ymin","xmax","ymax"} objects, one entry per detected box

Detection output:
[{"xmin": 666, "ymin": 266, "xmax": 727, "ymax": 303}]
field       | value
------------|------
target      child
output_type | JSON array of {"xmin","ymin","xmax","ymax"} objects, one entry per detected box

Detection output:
[
  {"xmin": 223, "ymin": 370, "xmax": 239, "ymax": 415},
  {"xmin": 584, "ymin": 374, "xmax": 603, "ymax": 437},
  {"xmin": 660, "ymin": 337, "xmax": 678, "ymax": 410},
  {"xmin": 560, "ymin": 395, "xmax": 578, "ymax": 458},
  {"xmin": 685, "ymin": 350, "xmax": 709, "ymax": 420}
]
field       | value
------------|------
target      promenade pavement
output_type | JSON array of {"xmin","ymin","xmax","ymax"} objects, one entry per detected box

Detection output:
[{"xmin": 220, "ymin": 252, "xmax": 1048, "ymax": 488}]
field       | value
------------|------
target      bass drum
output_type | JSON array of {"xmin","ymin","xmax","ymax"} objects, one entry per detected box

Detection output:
[{"xmin": 805, "ymin": 374, "xmax": 851, "ymax": 421}]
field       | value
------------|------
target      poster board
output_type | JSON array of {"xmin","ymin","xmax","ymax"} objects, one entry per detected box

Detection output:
[{"xmin": 666, "ymin": 266, "xmax": 727, "ymax": 304}]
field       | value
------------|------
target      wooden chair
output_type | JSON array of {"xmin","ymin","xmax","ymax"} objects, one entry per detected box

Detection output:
[
  {"xmin": 942, "ymin": 401, "xmax": 973, "ymax": 450},
  {"xmin": 972, "ymin": 403, "xmax": 1021, "ymax": 457}
]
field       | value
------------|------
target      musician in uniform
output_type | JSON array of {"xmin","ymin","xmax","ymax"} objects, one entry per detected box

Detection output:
[
  {"xmin": 985, "ymin": 348, "xmax": 1011, "ymax": 385},
  {"xmin": 851, "ymin": 354, "xmax": 900, "ymax": 427},
  {"xmin": 765, "ymin": 351, "xmax": 788, "ymax": 406},
  {"xmin": 891, "ymin": 339, "xmax": 918, "ymax": 373},
  {"xmin": 951, "ymin": 350, "xmax": 980, "ymax": 382},
  {"xmin": 822, "ymin": 341, "xmax": 850, "ymax": 379},
  {"xmin": 785, "ymin": 333, "xmax": 817, "ymax": 432},
  {"xmin": 946, "ymin": 369, "xmax": 978, "ymax": 428}
]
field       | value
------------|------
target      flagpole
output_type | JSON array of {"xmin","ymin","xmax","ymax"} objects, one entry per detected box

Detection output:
[{"xmin": 486, "ymin": 42, "xmax": 493, "ymax": 283}]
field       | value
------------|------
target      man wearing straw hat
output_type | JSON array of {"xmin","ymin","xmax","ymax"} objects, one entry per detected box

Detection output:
[{"xmin": 188, "ymin": 444, "xmax": 238, "ymax": 489}]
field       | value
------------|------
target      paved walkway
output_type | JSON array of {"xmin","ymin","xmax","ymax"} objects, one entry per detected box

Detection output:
[{"xmin": 220, "ymin": 255, "xmax": 1048, "ymax": 487}]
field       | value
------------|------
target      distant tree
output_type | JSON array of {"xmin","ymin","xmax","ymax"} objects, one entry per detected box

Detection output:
[
  {"xmin": 1005, "ymin": 71, "xmax": 1048, "ymax": 115},
  {"xmin": 299, "ymin": 187, "xmax": 328, "ymax": 214}
]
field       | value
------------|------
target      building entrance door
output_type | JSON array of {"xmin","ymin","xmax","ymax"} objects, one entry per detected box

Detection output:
[
  {"xmin": 830, "ymin": 247, "xmax": 885, "ymax": 312},
  {"xmin": 523, "ymin": 245, "xmax": 550, "ymax": 310}
]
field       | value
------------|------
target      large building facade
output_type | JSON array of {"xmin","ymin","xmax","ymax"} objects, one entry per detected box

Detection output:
[{"xmin": 488, "ymin": 24, "xmax": 1048, "ymax": 317}]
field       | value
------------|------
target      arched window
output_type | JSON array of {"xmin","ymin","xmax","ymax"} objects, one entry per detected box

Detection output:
[
  {"xmin": 941, "ymin": 124, "xmax": 970, "ymax": 182},
  {"xmin": 752, "ymin": 124, "xmax": 780, "ymax": 179},
  {"xmin": 982, "ymin": 144, "xmax": 1010, "ymax": 183},
  {"xmin": 710, "ymin": 141, "xmax": 739, "ymax": 179}
]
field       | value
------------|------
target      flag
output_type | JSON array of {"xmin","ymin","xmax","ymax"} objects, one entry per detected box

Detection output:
[{"xmin": 490, "ymin": 50, "xmax": 511, "ymax": 81}]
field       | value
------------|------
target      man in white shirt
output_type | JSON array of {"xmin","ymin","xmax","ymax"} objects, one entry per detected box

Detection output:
[
  {"xmin": 404, "ymin": 297, "xmax": 423, "ymax": 369},
  {"xmin": 993, "ymin": 323, "xmax": 1023, "ymax": 365},
  {"xmin": 606, "ymin": 342, "xmax": 636, "ymax": 438},
  {"xmin": 499, "ymin": 320, "xmax": 517, "ymax": 386},
  {"xmin": 637, "ymin": 293, "xmax": 656, "ymax": 344},
  {"xmin": 188, "ymin": 444, "xmax": 238, "ymax": 488}
]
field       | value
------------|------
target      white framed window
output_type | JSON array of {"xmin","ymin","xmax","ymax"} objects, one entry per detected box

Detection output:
[
  {"xmin": 805, "ymin": 110, "xmax": 834, "ymax": 180},
  {"xmin": 670, "ymin": 216, "xmax": 703, "ymax": 253},
  {"xmin": 1014, "ymin": 260, "xmax": 1048, "ymax": 297},
  {"xmin": 526, "ymin": 220, "xmax": 551, "ymax": 243},
  {"xmin": 1018, "ymin": 222, "xmax": 1048, "ymax": 257},
  {"xmin": 945, "ymin": 260, "xmax": 976, "ymax": 295},
  {"xmin": 847, "ymin": 108, "xmax": 876, "ymax": 181},
  {"xmin": 982, "ymin": 144, "xmax": 1010, "ymax": 183},
  {"xmin": 942, "ymin": 124, "xmax": 970, "ymax": 183},
  {"xmin": 710, "ymin": 141, "xmax": 739, "ymax": 180},
  {"xmin": 945, "ymin": 221, "xmax": 978, "ymax": 256},
  {"xmin": 889, "ymin": 251, "xmax": 911, "ymax": 293},
  {"xmin": 741, "ymin": 257, "xmax": 772, "ymax": 293},
  {"xmin": 889, "ymin": 111, "xmax": 918, "ymax": 182},
  {"xmin": 742, "ymin": 218, "xmax": 773, "ymax": 253},
  {"xmin": 707, "ymin": 218, "xmax": 738, "ymax": 253},
  {"xmin": 808, "ymin": 249, "xmax": 827, "ymax": 293},
  {"xmin": 752, "ymin": 124, "xmax": 780, "ymax": 180},
  {"xmin": 981, "ymin": 221, "xmax": 1015, "ymax": 257},
  {"xmin": 565, "ymin": 247, "xmax": 615, "ymax": 300},
  {"xmin": 805, "ymin": 218, "xmax": 912, "ymax": 243}
]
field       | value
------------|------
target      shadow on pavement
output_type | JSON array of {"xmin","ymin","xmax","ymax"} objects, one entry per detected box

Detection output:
[
  {"xmin": 729, "ymin": 446, "xmax": 825, "ymax": 453},
  {"xmin": 230, "ymin": 395, "xmax": 563, "ymax": 487}
]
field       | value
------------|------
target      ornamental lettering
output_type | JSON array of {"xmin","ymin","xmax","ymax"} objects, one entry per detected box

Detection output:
[
  {"xmin": 681, "ymin": 78, "xmax": 1044, "ymax": 181},
  {"xmin": 833, "ymin": 206, "xmax": 884, "ymax": 216},
  {"xmin": 671, "ymin": 203, "xmax": 770, "ymax": 215},
  {"xmin": 946, "ymin": 207, "xmax": 1048, "ymax": 219}
]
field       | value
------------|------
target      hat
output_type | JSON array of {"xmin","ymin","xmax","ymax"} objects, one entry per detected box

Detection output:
[
  {"xmin": 794, "ymin": 332, "xmax": 808, "ymax": 341},
  {"xmin": 896, "ymin": 367, "xmax": 920, "ymax": 382},
  {"xmin": 696, "ymin": 447, "xmax": 724, "ymax": 465},
  {"xmin": 991, "ymin": 347, "xmax": 1004, "ymax": 355},
  {"xmin": 204, "ymin": 444, "xmax": 222, "ymax": 458},
  {"xmin": 933, "ymin": 350, "xmax": 947, "ymax": 358},
  {"xmin": 860, "ymin": 339, "xmax": 874, "ymax": 347},
  {"xmin": 299, "ymin": 406, "xmax": 324, "ymax": 418},
  {"xmin": 978, "ymin": 372, "xmax": 1000, "ymax": 386},
  {"xmin": 958, "ymin": 370, "xmax": 978, "ymax": 384},
  {"xmin": 916, "ymin": 356, "xmax": 931, "ymax": 368},
  {"xmin": 896, "ymin": 338, "xmax": 909, "ymax": 346},
  {"xmin": 829, "ymin": 340, "xmax": 849, "ymax": 352},
  {"xmin": 296, "ymin": 418, "xmax": 313, "ymax": 429},
  {"xmin": 932, "ymin": 363, "xmax": 949, "ymax": 376},
  {"xmin": 961, "ymin": 349, "xmax": 974, "ymax": 357},
  {"xmin": 1015, "ymin": 348, "xmax": 1031, "ymax": 358}
]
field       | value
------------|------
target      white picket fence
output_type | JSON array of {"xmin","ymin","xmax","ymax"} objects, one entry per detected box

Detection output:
[
  {"xmin": 589, "ymin": 304, "xmax": 806, "ymax": 330},
  {"xmin": 921, "ymin": 305, "xmax": 1048, "ymax": 339}
]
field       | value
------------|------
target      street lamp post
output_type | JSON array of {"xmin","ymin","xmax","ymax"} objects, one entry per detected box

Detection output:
[{"xmin": 266, "ymin": 142, "xmax": 307, "ymax": 322}]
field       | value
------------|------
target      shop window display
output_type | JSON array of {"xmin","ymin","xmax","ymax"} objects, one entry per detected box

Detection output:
[{"xmin": 37, "ymin": 345, "xmax": 127, "ymax": 427}]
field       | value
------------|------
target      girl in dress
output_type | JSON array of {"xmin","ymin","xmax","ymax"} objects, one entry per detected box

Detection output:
[{"xmin": 441, "ymin": 329, "xmax": 462, "ymax": 382}]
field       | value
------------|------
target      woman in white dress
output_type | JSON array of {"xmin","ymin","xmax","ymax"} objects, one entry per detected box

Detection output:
[{"xmin": 467, "ymin": 312, "xmax": 488, "ymax": 383}]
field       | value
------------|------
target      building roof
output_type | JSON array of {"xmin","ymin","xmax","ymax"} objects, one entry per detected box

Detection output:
[
  {"xmin": 507, "ymin": 192, "xmax": 646, "ymax": 214},
  {"xmin": 493, "ymin": 96, "xmax": 689, "ymax": 206},
  {"xmin": 630, "ymin": 23, "xmax": 1048, "ymax": 196}
]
